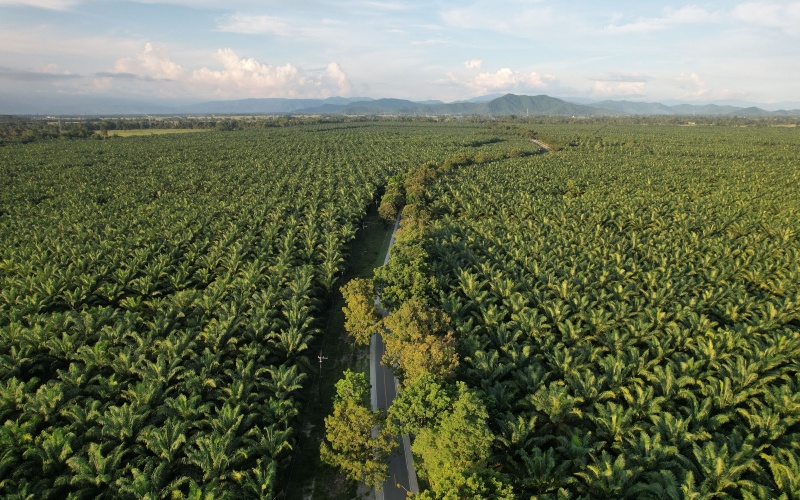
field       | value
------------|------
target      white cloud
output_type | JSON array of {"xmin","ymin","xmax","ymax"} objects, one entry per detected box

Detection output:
[
  {"xmin": 325, "ymin": 61, "xmax": 351, "ymax": 95},
  {"xmin": 442, "ymin": 2, "xmax": 557, "ymax": 37},
  {"xmin": 217, "ymin": 13, "xmax": 293, "ymax": 36},
  {"xmin": 473, "ymin": 68, "xmax": 554, "ymax": 90},
  {"xmin": 125, "ymin": 0, "xmax": 273, "ymax": 6},
  {"xmin": 189, "ymin": 48, "xmax": 349, "ymax": 98},
  {"xmin": 0, "ymin": 0, "xmax": 79, "ymax": 9},
  {"xmin": 677, "ymin": 72, "xmax": 709, "ymax": 97},
  {"xmin": 732, "ymin": 1, "xmax": 800, "ymax": 36},
  {"xmin": 413, "ymin": 24, "xmax": 446, "ymax": 31},
  {"xmin": 592, "ymin": 80, "xmax": 646, "ymax": 96},
  {"xmin": 604, "ymin": 5, "xmax": 718, "ymax": 34},
  {"xmin": 361, "ymin": 1, "xmax": 409, "ymax": 11},
  {"xmin": 435, "ymin": 65, "xmax": 559, "ymax": 98},
  {"xmin": 669, "ymin": 72, "xmax": 750, "ymax": 101},
  {"xmin": 114, "ymin": 43, "xmax": 185, "ymax": 80},
  {"xmin": 42, "ymin": 63, "xmax": 72, "ymax": 74},
  {"xmin": 410, "ymin": 38, "xmax": 449, "ymax": 46},
  {"xmin": 464, "ymin": 59, "xmax": 482, "ymax": 70},
  {"xmin": 106, "ymin": 44, "xmax": 350, "ymax": 99},
  {"xmin": 590, "ymin": 73, "xmax": 649, "ymax": 97},
  {"xmin": 0, "ymin": 26, "xmax": 144, "ymax": 63}
]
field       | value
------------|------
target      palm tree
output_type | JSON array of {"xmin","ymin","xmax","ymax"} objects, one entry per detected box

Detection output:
[
  {"xmin": 576, "ymin": 451, "xmax": 640, "ymax": 498},
  {"xmin": 761, "ymin": 448, "xmax": 800, "ymax": 495},
  {"xmin": 98, "ymin": 402, "xmax": 148, "ymax": 445},
  {"xmin": 164, "ymin": 393, "xmax": 211, "ymax": 423},
  {"xmin": 23, "ymin": 427, "xmax": 75, "ymax": 475},
  {"xmin": 265, "ymin": 364, "xmax": 307, "ymax": 400},
  {"xmin": 242, "ymin": 458, "xmax": 278, "ymax": 498},
  {"xmin": 529, "ymin": 382, "xmax": 584, "ymax": 431},
  {"xmin": 66, "ymin": 441, "xmax": 126, "ymax": 497},
  {"xmin": 184, "ymin": 431, "xmax": 246, "ymax": 484},
  {"xmin": 257, "ymin": 423, "xmax": 293, "ymax": 459},
  {"xmin": 515, "ymin": 446, "xmax": 571, "ymax": 495},
  {"xmin": 139, "ymin": 418, "xmax": 187, "ymax": 463},
  {"xmin": 23, "ymin": 380, "xmax": 66, "ymax": 422},
  {"xmin": 690, "ymin": 439, "xmax": 766, "ymax": 497},
  {"xmin": 0, "ymin": 377, "xmax": 29, "ymax": 419}
]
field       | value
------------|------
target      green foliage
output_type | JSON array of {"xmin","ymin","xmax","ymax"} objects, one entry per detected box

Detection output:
[
  {"xmin": 404, "ymin": 162, "xmax": 439, "ymax": 206},
  {"xmin": 378, "ymin": 173, "xmax": 407, "ymax": 224},
  {"xmin": 381, "ymin": 298, "xmax": 458, "ymax": 383},
  {"xmin": 412, "ymin": 383, "xmax": 504, "ymax": 498},
  {"xmin": 387, "ymin": 373, "xmax": 454, "ymax": 436},
  {"xmin": 332, "ymin": 369, "xmax": 372, "ymax": 405},
  {"xmin": 340, "ymin": 278, "xmax": 381, "ymax": 346},
  {"xmin": 381, "ymin": 123, "xmax": 800, "ymax": 497},
  {"xmin": 373, "ymin": 227, "xmax": 438, "ymax": 309},
  {"xmin": 0, "ymin": 122, "xmax": 532, "ymax": 496},
  {"xmin": 415, "ymin": 469, "xmax": 515, "ymax": 500},
  {"xmin": 320, "ymin": 370, "xmax": 396, "ymax": 489}
]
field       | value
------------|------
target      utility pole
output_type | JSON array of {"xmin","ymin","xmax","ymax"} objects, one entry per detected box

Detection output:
[{"xmin": 318, "ymin": 352, "xmax": 328, "ymax": 397}]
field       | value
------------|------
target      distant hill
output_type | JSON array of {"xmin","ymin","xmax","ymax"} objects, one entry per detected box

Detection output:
[
  {"xmin": 296, "ymin": 94, "xmax": 605, "ymax": 116},
  {"xmin": 481, "ymin": 94, "xmax": 604, "ymax": 116},
  {"xmin": 452, "ymin": 93, "xmax": 507, "ymax": 103},
  {"xmin": 180, "ymin": 96, "xmax": 372, "ymax": 114},
  {"xmin": 592, "ymin": 100, "xmax": 675, "ymax": 115},
  {"xmin": 186, "ymin": 96, "xmax": 796, "ymax": 117},
  {"xmin": 0, "ymin": 94, "xmax": 179, "ymax": 116},
  {"xmin": 3, "ymin": 92, "xmax": 798, "ymax": 117},
  {"xmin": 770, "ymin": 108, "xmax": 800, "ymax": 116},
  {"xmin": 669, "ymin": 103, "xmax": 743, "ymax": 115},
  {"xmin": 588, "ymin": 100, "xmax": 800, "ymax": 117},
  {"xmin": 298, "ymin": 98, "xmax": 424, "ymax": 114}
]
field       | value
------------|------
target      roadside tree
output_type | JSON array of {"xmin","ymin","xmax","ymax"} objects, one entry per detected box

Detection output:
[{"xmin": 320, "ymin": 370, "xmax": 396, "ymax": 489}]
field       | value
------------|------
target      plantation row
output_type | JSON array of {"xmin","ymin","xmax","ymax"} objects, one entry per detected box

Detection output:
[
  {"xmin": 375, "ymin": 124, "xmax": 800, "ymax": 497},
  {"xmin": 0, "ymin": 122, "xmax": 533, "ymax": 498}
]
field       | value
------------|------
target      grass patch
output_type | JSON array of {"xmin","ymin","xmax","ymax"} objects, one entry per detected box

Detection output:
[
  {"xmin": 279, "ymin": 208, "xmax": 393, "ymax": 500},
  {"xmin": 102, "ymin": 128, "xmax": 213, "ymax": 137}
]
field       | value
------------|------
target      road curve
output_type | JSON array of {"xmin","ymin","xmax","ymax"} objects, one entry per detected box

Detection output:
[
  {"xmin": 371, "ymin": 214, "xmax": 419, "ymax": 500},
  {"xmin": 530, "ymin": 138, "xmax": 551, "ymax": 151}
]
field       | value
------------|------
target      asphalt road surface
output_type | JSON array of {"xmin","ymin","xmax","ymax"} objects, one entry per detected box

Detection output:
[
  {"xmin": 371, "ymin": 214, "xmax": 418, "ymax": 500},
  {"xmin": 372, "ymin": 335, "xmax": 415, "ymax": 499}
]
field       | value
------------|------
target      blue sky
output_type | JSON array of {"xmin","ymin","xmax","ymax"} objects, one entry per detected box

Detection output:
[{"xmin": 1, "ymin": 0, "xmax": 799, "ymax": 103}]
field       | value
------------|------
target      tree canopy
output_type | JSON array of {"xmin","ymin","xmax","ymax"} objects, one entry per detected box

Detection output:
[
  {"xmin": 320, "ymin": 370, "xmax": 396, "ymax": 489},
  {"xmin": 340, "ymin": 278, "xmax": 381, "ymax": 346},
  {"xmin": 381, "ymin": 298, "xmax": 459, "ymax": 384}
]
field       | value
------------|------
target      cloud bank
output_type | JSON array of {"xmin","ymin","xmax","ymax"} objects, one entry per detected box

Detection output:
[
  {"xmin": 0, "ymin": 0, "xmax": 79, "ymax": 9},
  {"xmin": 604, "ymin": 6, "xmax": 719, "ymax": 34},
  {"xmin": 106, "ymin": 43, "xmax": 351, "ymax": 99}
]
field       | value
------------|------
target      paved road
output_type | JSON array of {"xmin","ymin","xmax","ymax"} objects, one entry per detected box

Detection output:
[
  {"xmin": 530, "ymin": 138, "xmax": 552, "ymax": 151},
  {"xmin": 372, "ymin": 335, "xmax": 414, "ymax": 499},
  {"xmin": 370, "ymin": 215, "xmax": 419, "ymax": 500}
]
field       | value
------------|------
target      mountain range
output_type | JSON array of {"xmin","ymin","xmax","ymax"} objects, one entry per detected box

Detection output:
[{"xmin": 3, "ymin": 93, "xmax": 799, "ymax": 117}]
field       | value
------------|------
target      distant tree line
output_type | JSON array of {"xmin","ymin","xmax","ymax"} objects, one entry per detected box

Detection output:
[{"xmin": 3, "ymin": 113, "xmax": 796, "ymax": 146}]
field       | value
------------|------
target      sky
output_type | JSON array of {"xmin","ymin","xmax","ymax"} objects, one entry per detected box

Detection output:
[{"xmin": 1, "ymin": 0, "xmax": 799, "ymax": 104}]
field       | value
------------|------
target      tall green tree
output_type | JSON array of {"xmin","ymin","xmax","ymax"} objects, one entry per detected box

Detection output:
[
  {"xmin": 340, "ymin": 278, "xmax": 381, "ymax": 346},
  {"xmin": 320, "ymin": 370, "xmax": 396, "ymax": 489},
  {"xmin": 387, "ymin": 373, "xmax": 453, "ymax": 436},
  {"xmin": 382, "ymin": 298, "xmax": 459, "ymax": 383},
  {"xmin": 378, "ymin": 175, "xmax": 406, "ymax": 224},
  {"xmin": 413, "ymin": 383, "xmax": 512, "ymax": 498}
]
